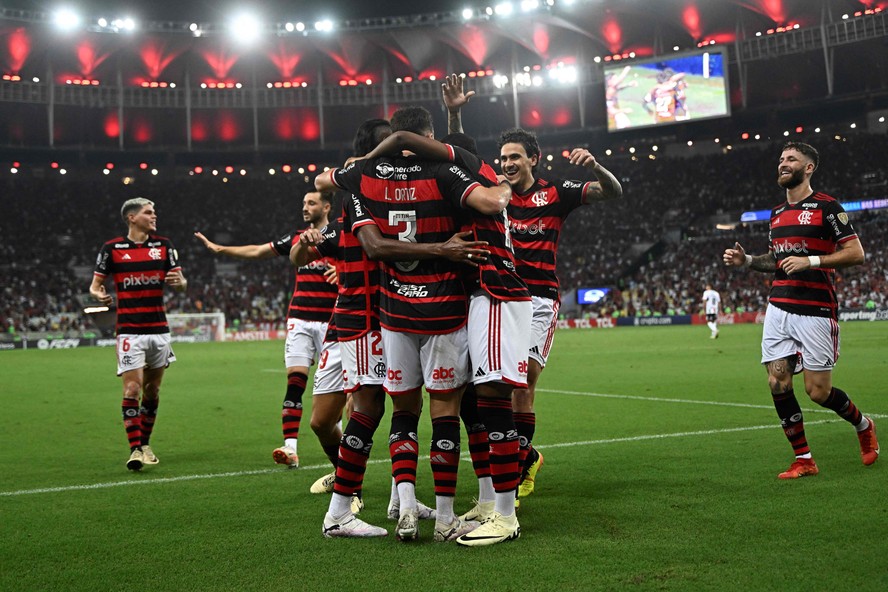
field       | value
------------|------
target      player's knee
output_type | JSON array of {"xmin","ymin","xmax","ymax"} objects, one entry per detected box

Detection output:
[
  {"xmin": 143, "ymin": 383, "xmax": 160, "ymax": 401},
  {"xmin": 512, "ymin": 388, "xmax": 534, "ymax": 412},
  {"xmin": 123, "ymin": 381, "xmax": 141, "ymax": 398},
  {"xmin": 767, "ymin": 374, "xmax": 790, "ymax": 394},
  {"xmin": 804, "ymin": 382, "xmax": 830, "ymax": 404}
]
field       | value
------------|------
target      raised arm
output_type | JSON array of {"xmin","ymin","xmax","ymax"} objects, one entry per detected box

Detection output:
[
  {"xmin": 442, "ymin": 73, "xmax": 474, "ymax": 134},
  {"xmin": 194, "ymin": 231, "xmax": 275, "ymax": 260},
  {"xmin": 566, "ymin": 149, "xmax": 623, "ymax": 203}
]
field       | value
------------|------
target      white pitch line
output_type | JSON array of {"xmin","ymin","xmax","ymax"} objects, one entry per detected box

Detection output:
[
  {"xmin": 0, "ymin": 418, "xmax": 841, "ymax": 498},
  {"xmin": 539, "ymin": 388, "xmax": 888, "ymax": 419}
]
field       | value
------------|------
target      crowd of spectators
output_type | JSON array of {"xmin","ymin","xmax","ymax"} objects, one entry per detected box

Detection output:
[{"xmin": 2, "ymin": 132, "xmax": 886, "ymax": 336}]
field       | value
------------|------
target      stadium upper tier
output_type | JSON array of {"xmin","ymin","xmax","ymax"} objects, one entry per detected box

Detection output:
[{"xmin": 0, "ymin": 1, "xmax": 886, "ymax": 150}]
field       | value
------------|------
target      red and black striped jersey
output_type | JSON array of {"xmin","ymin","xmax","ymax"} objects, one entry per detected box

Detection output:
[
  {"xmin": 767, "ymin": 192, "xmax": 858, "ymax": 319},
  {"xmin": 316, "ymin": 207, "xmax": 382, "ymax": 341},
  {"xmin": 270, "ymin": 221, "xmax": 339, "ymax": 323},
  {"xmin": 93, "ymin": 235, "xmax": 181, "ymax": 335},
  {"xmin": 332, "ymin": 156, "xmax": 481, "ymax": 334},
  {"xmin": 448, "ymin": 145, "xmax": 530, "ymax": 302},
  {"xmin": 507, "ymin": 177, "xmax": 589, "ymax": 299}
]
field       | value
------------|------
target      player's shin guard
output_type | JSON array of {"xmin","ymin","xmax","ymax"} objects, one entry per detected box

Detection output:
[
  {"xmin": 819, "ymin": 387, "xmax": 863, "ymax": 426},
  {"xmin": 282, "ymin": 372, "xmax": 307, "ymax": 443},
  {"xmin": 332, "ymin": 411, "xmax": 379, "ymax": 497},
  {"xmin": 389, "ymin": 411, "xmax": 420, "ymax": 487},
  {"xmin": 139, "ymin": 399, "xmax": 158, "ymax": 445},
  {"xmin": 461, "ymin": 386, "xmax": 492, "ymax": 480},
  {"xmin": 772, "ymin": 390, "xmax": 810, "ymax": 457},
  {"xmin": 477, "ymin": 398, "xmax": 520, "ymax": 496},
  {"xmin": 122, "ymin": 398, "xmax": 142, "ymax": 451},
  {"xmin": 514, "ymin": 411, "xmax": 536, "ymax": 473},
  {"xmin": 430, "ymin": 416, "xmax": 460, "ymax": 498}
]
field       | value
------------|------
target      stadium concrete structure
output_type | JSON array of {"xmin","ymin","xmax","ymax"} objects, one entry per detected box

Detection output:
[{"xmin": 1, "ymin": 0, "xmax": 887, "ymax": 168}]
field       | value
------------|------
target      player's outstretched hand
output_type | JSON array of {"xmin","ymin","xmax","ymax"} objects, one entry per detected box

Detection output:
[
  {"xmin": 194, "ymin": 231, "xmax": 222, "ymax": 253},
  {"xmin": 568, "ymin": 148, "xmax": 597, "ymax": 168},
  {"xmin": 440, "ymin": 230, "xmax": 489, "ymax": 266},
  {"xmin": 723, "ymin": 242, "xmax": 746, "ymax": 267},
  {"xmin": 442, "ymin": 73, "xmax": 475, "ymax": 113}
]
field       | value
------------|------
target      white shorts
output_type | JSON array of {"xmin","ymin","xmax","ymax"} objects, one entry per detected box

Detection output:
[
  {"xmin": 340, "ymin": 331, "xmax": 386, "ymax": 394},
  {"xmin": 468, "ymin": 293, "xmax": 531, "ymax": 387},
  {"xmin": 284, "ymin": 318, "xmax": 327, "ymax": 368},
  {"xmin": 528, "ymin": 296, "xmax": 559, "ymax": 367},
  {"xmin": 313, "ymin": 340, "xmax": 344, "ymax": 395},
  {"xmin": 116, "ymin": 333, "xmax": 176, "ymax": 376},
  {"xmin": 382, "ymin": 327, "xmax": 469, "ymax": 395},
  {"xmin": 761, "ymin": 304, "xmax": 840, "ymax": 372}
]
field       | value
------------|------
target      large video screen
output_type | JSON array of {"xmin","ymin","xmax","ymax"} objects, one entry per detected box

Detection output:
[{"xmin": 604, "ymin": 50, "xmax": 730, "ymax": 132}]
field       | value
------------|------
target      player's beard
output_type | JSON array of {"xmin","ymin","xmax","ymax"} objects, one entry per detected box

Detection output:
[{"xmin": 777, "ymin": 168, "xmax": 805, "ymax": 189}]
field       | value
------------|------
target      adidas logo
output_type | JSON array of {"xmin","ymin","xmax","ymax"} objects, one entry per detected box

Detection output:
[
  {"xmin": 393, "ymin": 443, "xmax": 416, "ymax": 454},
  {"xmin": 430, "ymin": 453, "xmax": 448, "ymax": 464},
  {"xmin": 122, "ymin": 253, "xmax": 132, "ymax": 260},
  {"xmin": 475, "ymin": 367, "xmax": 486, "ymax": 377}
]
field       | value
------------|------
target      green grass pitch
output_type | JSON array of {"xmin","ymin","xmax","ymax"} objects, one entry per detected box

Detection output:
[{"xmin": 2, "ymin": 323, "xmax": 886, "ymax": 591}]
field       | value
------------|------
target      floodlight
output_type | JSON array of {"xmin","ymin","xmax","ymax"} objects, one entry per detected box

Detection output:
[
  {"xmin": 230, "ymin": 12, "xmax": 262, "ymax": 44},
  {"xmin": 53, "ymin": 8, "xmax": 81, "ymax": 31},
  {"xmin": 315, "ymin": 20, "xmax": 333, "ymax": 32},
  {"xmin": 495, "ymin": 3, "xmax": 513, "ymax": 16},
  {"xmin": 462, "ymin": 8, "xmax": 473, "ymax": 19},
  {"xmin": 521, "ymin": 0, "xmax": 539, "ymax": 12}
]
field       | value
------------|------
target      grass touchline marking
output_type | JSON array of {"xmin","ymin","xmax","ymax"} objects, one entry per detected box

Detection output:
[
  {"xmin": 539, "ymin": 388, "xmax": 887, "ymax": 418},
  {"xmin": 1, "ymin": 419, "xmax": 839, "ymax": 497}
]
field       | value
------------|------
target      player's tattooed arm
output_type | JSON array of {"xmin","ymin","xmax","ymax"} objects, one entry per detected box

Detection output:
[
  {"xmin": 749, "ymin": 253, "xmax": 777, "ymax": 273},
  {"xmin": 580, "ymin": 160, "xmax": 623, "ymax": 203}
]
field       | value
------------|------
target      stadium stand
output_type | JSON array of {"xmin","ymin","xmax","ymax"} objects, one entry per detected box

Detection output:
[{"xmin": 2, "ymin": 133, "xmax": 886, "ymax": 338}]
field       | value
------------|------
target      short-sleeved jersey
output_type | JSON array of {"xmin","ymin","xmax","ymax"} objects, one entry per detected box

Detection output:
[
  {"xmin": 270, "ymin": 220, "xmax": 340, "ymax": 323},
  {"xmin": 702, "ymin": 289, "xmax": 721, "ymax": 315},
  {"xmin": 316, "ymin": 207, "xmax": 381, "ymax": 341},
  {"xmin": 767, "ymin": 192, "xmax": 857, "ymax": 320},
  {"xmin": 448, "ymin": 145, "xmax": 530, "ymax": 302},
  {"xmin": 332, "ymin": 155, "xmax": 481, "ymax": 334},
  {"xmin": 507, "ymin": 177, "xmax": 588, "ymax": 299},
  {"xmin": 93, "ymin": 235, "xmax": 181, "ymax": 335}
]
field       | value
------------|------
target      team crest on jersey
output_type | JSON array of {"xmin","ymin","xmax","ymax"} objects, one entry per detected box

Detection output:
[
  {"xmin": 838, "ymin": 212, "xmax": 849, "ymax": 225},
  {"xmin": 148, "ymin": 247, "xmax": 163, "ymax": 260},
  {"xmin": 531, "ymin": 190, "xmax": 549, "ymax": 207},
  {"xmin": 797, "ymin": 211, "xmax": 813, "ymax": 225},
  {"xmin": 376, "ymin": 163, "xmax": 394, "ymax": 179}
]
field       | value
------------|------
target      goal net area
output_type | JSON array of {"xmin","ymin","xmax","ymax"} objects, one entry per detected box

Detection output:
[{"xmin": 167, "ymin": 312, "xmax": 226, "ymax": 343}]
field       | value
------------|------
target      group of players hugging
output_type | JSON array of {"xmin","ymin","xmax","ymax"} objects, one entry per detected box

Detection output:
[{"xmin": 92, "ymin": 73, "xmax": 623, "ymax": 546}]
